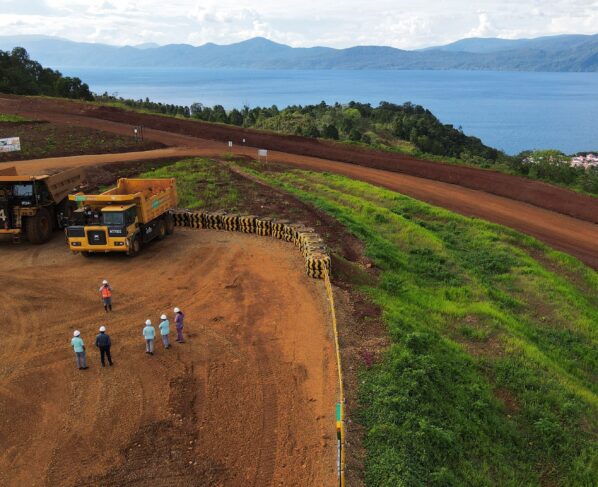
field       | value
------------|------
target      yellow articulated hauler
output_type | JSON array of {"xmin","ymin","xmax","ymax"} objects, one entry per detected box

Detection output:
[{"xmin": 65, "ymin": 178, "xmax": 177, "ymax": 256}]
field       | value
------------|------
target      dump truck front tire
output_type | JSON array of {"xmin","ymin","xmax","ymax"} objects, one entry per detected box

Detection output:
[
  {"xmin": 25, "ymin": 207, "xmax": 53, "ymax": 244},
  {"xmin": 127, "ymin": 237, "xmax": 141, "ymax": 257},
  {"xmin": 165, "ymin": 213, "xmax": 175, "ymax": 235},
  {"xmin": 156, "ymin": 220, "xmax": 166, "ymax": 240}
]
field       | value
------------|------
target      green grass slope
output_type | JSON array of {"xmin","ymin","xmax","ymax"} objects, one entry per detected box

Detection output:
[{"xmin": 240, "ymin": 166, "xmax": 598, "ymax": 486}]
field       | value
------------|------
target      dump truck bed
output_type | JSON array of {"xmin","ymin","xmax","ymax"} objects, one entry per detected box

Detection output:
[
  {"xmin": 0, "ymin": 167, "xmax": 85, "ymax": 203},
  {"xmin": 70, "ymin": 178, "xmax": 177, "ymax": 224}
]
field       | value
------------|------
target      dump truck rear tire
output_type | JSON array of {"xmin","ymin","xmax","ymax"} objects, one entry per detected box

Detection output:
[
  {"xmin": 165, "ymin": 213, "xmax": 175, "ymax": 235},
  {"xmin": 25, "ymin": 207, "xmax": 53, "ymax": 244},
  {"xmin": 56, "ymin": 199, "xmax": 77, "ymax": 229}
]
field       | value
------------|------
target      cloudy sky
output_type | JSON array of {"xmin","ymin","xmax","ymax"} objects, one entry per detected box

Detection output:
[{"xmin": 0, "ymin": 0, "xmax": 596, "ymax": 49}]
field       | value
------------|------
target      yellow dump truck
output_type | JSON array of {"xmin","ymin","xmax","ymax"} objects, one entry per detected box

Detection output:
[
  {"xmin": 0, "ymin": 166, "xmax": 85, "ymax": 244},
  {"xmin": 65, "ymin": 178, "xmax": 177, "ymax": 256}
]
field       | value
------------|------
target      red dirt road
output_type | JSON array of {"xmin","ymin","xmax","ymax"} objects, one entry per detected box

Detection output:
[
  {"xmin": 0, "ymin": 230, "xmax": 337, "ymax": 486},
  {"xmin": 1, "ymin": 95, "xmax": 596, "ymax": 269}
]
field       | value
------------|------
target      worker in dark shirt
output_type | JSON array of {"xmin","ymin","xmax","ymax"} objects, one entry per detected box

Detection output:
[{"xmin": 95, "ymin": 326, "xmax": 113, "ymax": 367}]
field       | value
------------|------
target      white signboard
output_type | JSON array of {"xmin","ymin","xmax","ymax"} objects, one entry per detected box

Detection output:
[
  {"xmin": 228, "ymin": 141, "xmax": 233, "ymax": 148},
  {"xmin": 258, "ymin": 149, "xmax": 268, "ymax": 157},
  {"xmin": 0, "ymin": 137, "xmax": 21, "ymax": 153}
]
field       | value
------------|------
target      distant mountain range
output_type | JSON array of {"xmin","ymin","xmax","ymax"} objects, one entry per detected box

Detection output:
[{"xmin": 0, "ymin": 34, "xmax": 596, "ymax": 71}]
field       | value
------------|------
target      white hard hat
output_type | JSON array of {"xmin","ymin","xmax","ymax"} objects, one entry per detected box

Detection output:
[
  {"xmin": 102, "ymin": 280, "xmax": 108, "ymax": 285},
  {"xmin": 99, "ymin": 326, "xmax": 106, "ymax": 332},
  {"xmin": 174, "ymin": 307, "xmax": 180, "ymax": 313},
  {"xmin": 73, "ymin": 330, "xmax": 80, "ymax": 337},
  {"xmin": 161, "ymin": 314, "xmax": 167, "ymax": 320},
  {"xmin": 145, "ymin": 319, "xmax": 152, "ymax": 326}
]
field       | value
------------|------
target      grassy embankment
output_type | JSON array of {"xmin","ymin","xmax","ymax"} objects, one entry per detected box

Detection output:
[
  {"xmin": 0, "ymin": 113, "xmax": 29, "ymax": 122},
  {"xmin": 142, "ymin": 158, "xmax": 598, "ymax": 486}
]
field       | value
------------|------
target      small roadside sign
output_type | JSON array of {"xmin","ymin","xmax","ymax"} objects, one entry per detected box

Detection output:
[
  {"xmin": 258, "ymin": 149, "xmax": 268, "ymax": 162},
  {"xmin": 0, "ymin": 137, "xmax": 21, "ymax": 153}
]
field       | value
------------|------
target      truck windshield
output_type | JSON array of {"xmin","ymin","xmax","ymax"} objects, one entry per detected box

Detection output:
[
  {"xmin": 102, "ymin": 212, "xmax": 125, "ymax": 226},
  {"xmin": 13, "ymin": 184, "xmax": 34, "ymax": 197}
]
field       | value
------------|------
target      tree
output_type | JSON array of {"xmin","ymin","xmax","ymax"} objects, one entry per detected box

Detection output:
[
  {"xmin": 304, "ymin": 125, "xmax": 321, "ymax": 138},
  {"xmin": 349, "ymin": 129, "xmax": 362, "ymax": 142},
  {"xmin": 228, "ymin": 108, "xmax": 244, "ymax": 126},
  {"xmin": 322, "ymin": 124, "xmax": 339, "ymax": 140}
]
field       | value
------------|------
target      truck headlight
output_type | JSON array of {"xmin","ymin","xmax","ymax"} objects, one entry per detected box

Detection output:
[{"xmin": 71, "ymin": 242, "xmax": 81, "ymax": 247}]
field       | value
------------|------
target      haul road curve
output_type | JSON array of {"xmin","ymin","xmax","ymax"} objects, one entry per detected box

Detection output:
[
  {"xmin": 0, "ymin": 230, "xmax": 338, "ymax": 486},
  {"xmin": 1, "ymin": 95, "xmax": 597, "ymax": 270}
]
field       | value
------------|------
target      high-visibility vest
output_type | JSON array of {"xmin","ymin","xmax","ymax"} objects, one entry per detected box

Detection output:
[{"xmin": 101, "ymin": 286, "xmax": 112, "ymax": 298}]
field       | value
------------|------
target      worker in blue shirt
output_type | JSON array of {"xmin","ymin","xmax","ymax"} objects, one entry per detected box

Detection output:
[
  {"xmin": 143, "ymin": 319, "xmax": 156, "ymax": 355},
  {"xmin": 158, "ymin": 314, "xmax": 171, "ymax": 349},
  {"xmin": 71, "ymin": 330, "xmax": 88, "ymax": 370}
]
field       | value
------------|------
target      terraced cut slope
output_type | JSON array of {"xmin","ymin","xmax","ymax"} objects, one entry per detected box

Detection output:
[
  {"xmin": 0, "ymin": 231, "xmax": 337, "ymax": 487},
  {"xmin": 234, "ymin": 163, "xmax": 598, "ymax": 486}
]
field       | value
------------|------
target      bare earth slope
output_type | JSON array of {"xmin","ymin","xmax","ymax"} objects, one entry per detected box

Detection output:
[{"xmin": 0, "ymin": 230, "xmax": 337, "ymax": 487}]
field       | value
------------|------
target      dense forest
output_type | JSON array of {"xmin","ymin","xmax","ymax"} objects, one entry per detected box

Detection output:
[
  {"xmin": 97, "ymin": 95, "xmax": 501, "ymax": 161},
  {"xmin": 0, "ymin": 47, "xmax": 92, "ymax": 100}
]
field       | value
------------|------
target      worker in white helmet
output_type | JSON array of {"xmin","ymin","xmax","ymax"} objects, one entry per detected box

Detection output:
[
  {"xmin": 99, "ymin": 279, "xmax": 113, "ymax": 312},
  {"xmin": 143, "ymin": 319, "xmax": 156, "ymax": 355},
  {"xmin": 158, "ymin": 314, "xmax": 171, "ymax": 349},
  {"xmin": 95, "ymin": 325, "xmax": 113, "ymax": 367},
  {"xmin": 174, "ymin": 307, "xmax": 185, "ymax": 343},
  {"xmin": 71, "ymin": 330, "xmax": 88, "ymax": 370}
]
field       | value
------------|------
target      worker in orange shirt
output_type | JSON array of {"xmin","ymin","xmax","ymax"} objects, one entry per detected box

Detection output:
[{"xmin": 99, "ymin": 279, "xmax": 113, "ymax": 312}]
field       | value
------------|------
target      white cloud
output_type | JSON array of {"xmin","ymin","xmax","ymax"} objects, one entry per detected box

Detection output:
[{"xmin": 0, "ymin": 0, "xmax": 596, "ymax": 48}]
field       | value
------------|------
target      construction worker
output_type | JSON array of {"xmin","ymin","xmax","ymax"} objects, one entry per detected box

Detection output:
[
  {"xmin": 71, "ymin": 330, "xmax": 88, "ymax": 370},
  {"xmin": 95, "ymin": 326, "xmax": 113, "ymax": 367},
  {"xmin": 143, "ymin": 319, "xmax": 155, "ymax": 355},
  {"xmin": 99, "ymin": 280, "xmax": 113, "ymax": 312},
  {"xmin": 174, "ymin": 307, "xmax": 185, "ymax": 343},
  {"xmin": 159, "ymin": 314, "xmax": 171, "ymax": 349}
]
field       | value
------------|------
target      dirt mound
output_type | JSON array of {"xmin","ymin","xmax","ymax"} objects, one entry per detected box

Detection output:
[{"xmin": 0, "ymin": 230, "xmax": 337, "ymax": 486}]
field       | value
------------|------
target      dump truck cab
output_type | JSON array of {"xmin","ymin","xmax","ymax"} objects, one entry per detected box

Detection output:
[
  {"xmin": 0, "ymin": 166, "xmax": 84, "ymax": 244},
  {"xmin": 66, "ymin": 178, "xmax": 177, "ymax": 256}
]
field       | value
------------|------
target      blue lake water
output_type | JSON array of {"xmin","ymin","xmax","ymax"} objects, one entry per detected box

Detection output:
[{"xmin": 57, "ymin": 67, "xmax": 598, "ymax": 155}]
